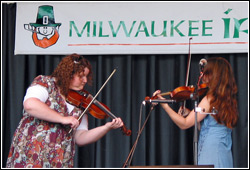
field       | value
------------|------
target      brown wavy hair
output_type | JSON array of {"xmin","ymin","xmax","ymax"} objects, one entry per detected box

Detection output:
[
  {"xmin": 203, "ymin": 57, "xmax": 238, "ymax": 128},
  {"xmin": 51, "ymin": 53, "xmax": 93, "ymax": 97}
]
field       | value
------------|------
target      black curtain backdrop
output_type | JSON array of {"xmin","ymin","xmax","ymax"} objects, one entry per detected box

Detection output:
[{"xmin": 2, "ymin": 3, "xmax": 248, "ymax": 168}]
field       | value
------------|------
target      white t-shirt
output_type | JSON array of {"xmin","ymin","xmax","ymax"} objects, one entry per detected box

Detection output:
[{"xmin": 23, "ymin": 85, "xmax": 88, "ymax": 131}]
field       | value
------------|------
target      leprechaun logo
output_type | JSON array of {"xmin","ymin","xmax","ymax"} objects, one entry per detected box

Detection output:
[{"xmin": 24, "ymin": 5, "xmax": 61, "ymax": 48}]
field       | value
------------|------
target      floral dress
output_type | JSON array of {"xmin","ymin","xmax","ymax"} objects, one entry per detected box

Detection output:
[{"xmin": 6, "ymin": 75, "xmax": 83, "ymax": 168}]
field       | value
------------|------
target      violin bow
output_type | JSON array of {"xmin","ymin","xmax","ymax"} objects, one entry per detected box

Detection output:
[
  {"xmin": 185, "ymin": 37, "xmax": 192, "ymax": 87},
  {"xmin": 181, "ymin": 37, "xmax": 192, "ymax": 117},
  {"xmin": 68, "ymin": 69, "xmax": 117, "ymax": 134}
]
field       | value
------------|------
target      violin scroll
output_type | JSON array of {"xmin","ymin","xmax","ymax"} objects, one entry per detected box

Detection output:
[{"xmin": 121, "ymin": 125, "xmax": 132, "ymax": 136}]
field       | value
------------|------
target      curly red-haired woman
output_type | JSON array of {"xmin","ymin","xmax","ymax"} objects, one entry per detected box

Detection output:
[{"xmin": 6, "ymin": 54, "xmax": 124, "ymax": 168}]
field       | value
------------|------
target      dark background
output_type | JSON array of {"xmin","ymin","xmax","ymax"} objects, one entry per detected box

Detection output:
[{"xmin": 2, "ymin": 3, "xmax": 248, "ymax": 168}]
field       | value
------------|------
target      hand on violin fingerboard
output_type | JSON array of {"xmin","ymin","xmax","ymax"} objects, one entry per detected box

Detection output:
[{"xmin": 105, "ymin": 118, "xmax": 124, "ymax": 130}]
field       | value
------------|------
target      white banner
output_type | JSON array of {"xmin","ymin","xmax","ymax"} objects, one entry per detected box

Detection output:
[{"xmin": 15, "ymin": 2, "xmax": 248, "ymax": 55}]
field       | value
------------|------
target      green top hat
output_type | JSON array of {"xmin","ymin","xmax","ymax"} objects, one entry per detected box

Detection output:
[{"xmin": 30, "ymin": 5, "xmax": 61, "ymax": 27}]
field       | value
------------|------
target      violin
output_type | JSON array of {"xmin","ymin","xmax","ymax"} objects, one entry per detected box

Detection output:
[
  {"xmin": 145, "ymin": 83, "xmax": 208, "ymax": 103},
  {"xmin": 66, "ymin": 89, "xmax": 132, "ymax": 136}
]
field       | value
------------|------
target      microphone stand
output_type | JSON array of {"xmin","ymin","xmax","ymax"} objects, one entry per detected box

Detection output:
[
  {"xmin": 122, "ymin": 99, "xmax": 176, "ymax": 168},
  {"xmin": 192, "ymin": 91, "xmax": 199, "ymax": 166},
  {"xmin": 190, "ymin": 72, "xmax": 203, "ymax": 165},
  {"xmin": 122, "ymin": 104, "xmax": 154, "ymax": 168}
]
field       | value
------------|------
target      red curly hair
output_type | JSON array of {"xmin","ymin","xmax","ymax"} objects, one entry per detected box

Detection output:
[
  {"xmin": 51, "ymin": 53, "xmax": 93, "ymax": 97},
  {"xmin": 203, "ymin": 57, "xmax": 238, "ymax": 128}
]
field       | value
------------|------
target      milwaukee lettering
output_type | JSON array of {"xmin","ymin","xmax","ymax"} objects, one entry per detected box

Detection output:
[{"xmin": 69, "ymin": 18, "xmax": 248, "ymax": 38}]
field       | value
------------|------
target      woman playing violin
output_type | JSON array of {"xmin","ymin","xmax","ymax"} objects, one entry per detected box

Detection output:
[
  {"xmin": 153, "ymin": 57, "xmax": 238, "ymax": 168},
  {"xmin": 6, "ymin": 53, "xmax": 124, "ymax": 168}
]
